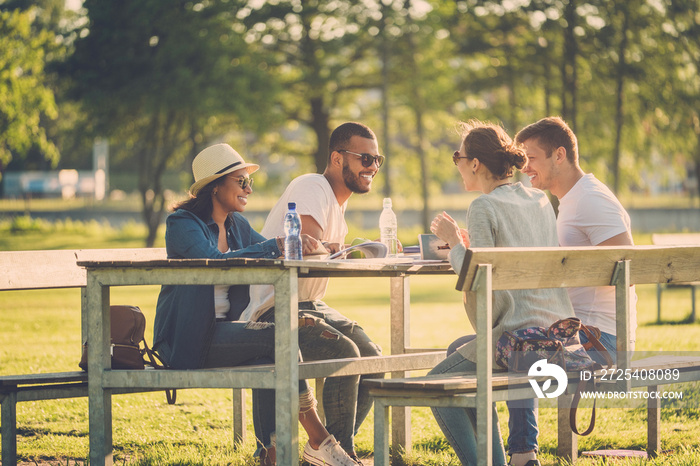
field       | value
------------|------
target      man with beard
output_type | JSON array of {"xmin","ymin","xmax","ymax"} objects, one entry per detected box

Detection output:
[{"xmin": 241, "ymin": 122, "xmax": 384, "ymax": 465}]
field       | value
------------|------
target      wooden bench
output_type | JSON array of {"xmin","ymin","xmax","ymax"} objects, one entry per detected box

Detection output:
[
  {"xmin": 0, "ymin": 248, "xmax": 170, "ymax": 465},
  {"xmin": 1, "ymin": 249, "xmax": 446, "ymax": 464},
  {"xmin": 651, "ymin": 233, "xmax": 700, "ymax": 322},
  {"xmin": 365, "ymin": 245, "xmax": 700, "ymax": 466}
]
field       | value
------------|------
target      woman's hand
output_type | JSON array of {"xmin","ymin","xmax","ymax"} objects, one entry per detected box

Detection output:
[{"xmin": 430, "ymin": 212, "xmax": 467, "ymax": 249}]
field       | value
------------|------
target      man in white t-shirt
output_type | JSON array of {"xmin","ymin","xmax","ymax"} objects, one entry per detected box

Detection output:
[
  {"xmin": 242, "ymin": 122, "xmax": 384, "ymax": 463},
  {"xmin": 515, "ymin": 116, "xmax": 637, "ymax": 361}
]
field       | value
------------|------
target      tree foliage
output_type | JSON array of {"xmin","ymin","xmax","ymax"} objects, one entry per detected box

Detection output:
[
  {"xmin": 0, "ymin": 7, "xmax": 59, "ymax": 178},
  {"xmin": 3, "ymin": 0, "xmax": 700, "ymax": 242},
  {"xmin": 63, "ymin": 0, "xmax": 278, "ymax": 246}
]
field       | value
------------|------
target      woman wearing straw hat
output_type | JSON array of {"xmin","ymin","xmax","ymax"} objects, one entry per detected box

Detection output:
[{"xmin": 153, "ymin": 143, "xmax": 357, "ymax": 466}]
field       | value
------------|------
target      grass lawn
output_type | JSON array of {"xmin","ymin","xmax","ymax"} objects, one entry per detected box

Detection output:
[{"xmin": 1, "ymin": 225, "xmax": 699, "ymax": 465}]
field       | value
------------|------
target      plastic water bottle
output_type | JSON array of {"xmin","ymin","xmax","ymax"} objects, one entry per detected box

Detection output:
[
  {"xmin": 284, "ymin": 202, "xmax": 303, "ymax": 260},
  {"xmin": 379, "ymin": 198, "xmax": 398, "ymax": 257}
]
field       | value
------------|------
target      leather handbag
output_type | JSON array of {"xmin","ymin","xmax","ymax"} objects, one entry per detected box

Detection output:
[
  {"xmin": 79, "ymin": 305, "xmax": 176, "ymax": 404},
  {"xmin": 79, "ymin": 305, "xmax": 147, "ymax": 370}
]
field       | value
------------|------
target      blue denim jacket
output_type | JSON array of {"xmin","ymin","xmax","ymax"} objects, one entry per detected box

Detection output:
[{"xmin": 153, "ymin": 209, "xmax": 281, "ymax": 369}]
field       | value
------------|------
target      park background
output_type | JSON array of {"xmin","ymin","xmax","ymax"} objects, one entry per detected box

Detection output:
[{"xmin": 2, "ymin": 0, "xmax": 700, "ymax": 464}]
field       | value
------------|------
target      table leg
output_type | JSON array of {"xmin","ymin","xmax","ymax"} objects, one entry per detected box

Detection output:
[
  {"xmin": 87, "ymin": 277, "xmax": 113, "ymax": 466},
  {"xmin": 232, "ymin": 389, "xmax": 246, "ymax": 445},
  {"xmin": 274, "ymin": 268, "xmax": 299, "ymax": 466},
  {"xmin": 390, "ymin": 275, "xmax": 411, "ymax": 455}
]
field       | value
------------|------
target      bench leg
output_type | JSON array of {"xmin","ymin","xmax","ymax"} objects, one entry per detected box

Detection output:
[
  {"xmin": 1, "ymin": 391, "xmax": 17, "ymax": 466},
  {"xmin": 374, "ymin": 400, "xmax": 390, "ymax": 466},
  {"xmin": 647, "ymin": 385, "xmax": 661, "ymax": 457},
  {"xmin": 691, "ymin": 286, "xmax": 697, "ymax": 322},
  {"xmin": 315, "ymin": 378, "xmax": 325, "ymax": 423},
  {"xmin": 557, "ymin": 394, "xmax": 577, "ymax": 462},
  {"xmin": 656, "ymin": 283, "xmax": 662, "ymax": 323},
  {"xmin": 232, "ymin": 389, "xmax": 246, "ymax": 445}
]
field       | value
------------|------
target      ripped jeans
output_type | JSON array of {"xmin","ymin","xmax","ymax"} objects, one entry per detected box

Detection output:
[
  {"xmin": 201, "ymin": 320, "xmax": 309, "ymax": 456},
  {"xmin": 260, "ymin": 300, "xmax": 384, "ymax": 454}
]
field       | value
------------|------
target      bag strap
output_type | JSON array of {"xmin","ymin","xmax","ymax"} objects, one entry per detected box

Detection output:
[
  {"xmin": 580, "ymin": 324, "xmax": 614, "ymax": 369},
  {"xmin": 570, "ymin": 378, "xmax": 596, "ymax": 436},
  {"xmin": 142, "ymin": 341, "xmax": 177, "ymax": 405}
]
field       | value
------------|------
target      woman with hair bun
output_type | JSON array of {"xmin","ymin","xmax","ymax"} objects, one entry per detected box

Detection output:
[{"xmin": 428, "ymin": 120, "xmax": 575, "ymax": 466}]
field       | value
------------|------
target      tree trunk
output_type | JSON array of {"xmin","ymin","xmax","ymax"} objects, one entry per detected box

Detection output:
[
  {"xmin": 562, "ymin": 0, "xmax": 578, "ymax": 131},
  {"xmin": 695, "ymin": 131, "xmax": 700, "ymax": 206},
  {"xmin": 310, "ymin": 96, "xmax": 330, "ymax": 174},
  {"xmin": 415, "ymin": 107, "xmax": 430, "ymax": 232},
  {"xmin": 138, "ymin": 109, "xmax": 182, "ymax": 247},
  {"xmin": 612, "ymin": 3, "xmax": 630, "ymax": 195},
  {"xmin": 381, "ymin": 2, "xmax": 392, "ymax": 198}
]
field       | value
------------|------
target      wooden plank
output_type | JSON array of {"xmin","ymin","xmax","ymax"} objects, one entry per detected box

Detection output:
[
  {"xmin": 457, "ymin": 246, "xmax": 700, "ymax": 291},
  {"xmin": 0, "ymin": 248, "xmax": 167, "ymax": 291},
  {"xmin": 0, "ymin": 371, "xmax": 87, "ymax": 387},
  {"xmin": 630, "ymin": 355, "xmax": 700, "ymax": 370},
  {"xmin": 652, "ymin": 233, "xmax": 700, "ymax": 246},
  {"xmin": 300, "ymin": 352, "xmax": 444, "ymax": 379},
  {"xmin": 0, "ymin": 249, "xmax": 85, "ymax": 290}
]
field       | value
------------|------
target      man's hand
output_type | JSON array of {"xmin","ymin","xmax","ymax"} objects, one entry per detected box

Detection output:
[
  {"xmin": 301, "ymin": 234, "xmax": 324, "ymax": 256},
  {"xmin": 321, "ymin": 241, "xmax": 342, "ymax": 254}
]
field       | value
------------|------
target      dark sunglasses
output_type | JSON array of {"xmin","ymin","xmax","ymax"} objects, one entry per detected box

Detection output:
[
  {"xmin": 227, "ymin": 175, "xmax": 254, "ymax": 190},
  {"xmin": 452, "ymin": 150, "xmax": 469, "ymax": 166},
  {"xmin": 338, "ymin": 149, "xmax": 385, "ymax": 168}
]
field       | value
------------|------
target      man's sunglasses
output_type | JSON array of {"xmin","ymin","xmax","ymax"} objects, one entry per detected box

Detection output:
[
  {"xmin": 338, "ymin": 149, "xmax": 385, "ymax": 168},
  {"xmin": 227, "ymin": 175, "xmax": 254, "ymax": 190},
  {"xmin": 452, "ymin": 150, "xmax": 469, "ymax": 166}
]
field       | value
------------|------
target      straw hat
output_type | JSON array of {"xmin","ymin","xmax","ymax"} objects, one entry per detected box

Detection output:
[{"xmin": 189, "ymin": 143, "xmax": 259, "ymax": 196}]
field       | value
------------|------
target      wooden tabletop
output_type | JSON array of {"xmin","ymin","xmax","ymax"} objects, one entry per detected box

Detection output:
[{"xmin": 76, "ymin": 256, "xmax": 454, "ymax": 277}]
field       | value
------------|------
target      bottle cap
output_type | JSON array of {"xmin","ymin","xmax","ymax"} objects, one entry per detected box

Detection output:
[
  {"xmin": 288, "ymin": 202, "xmax": 296, "ymax": 210},
  {"xmin": 383, "ymin": 198, "xmax": 392, "ymax": 208}
]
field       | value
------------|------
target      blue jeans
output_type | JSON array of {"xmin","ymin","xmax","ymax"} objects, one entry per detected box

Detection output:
[
  {"xmin": 202, "ymin": 321, "xmax": 309, "ymax": 454},
  {"xmin": 447, "ymin": 336, "xmax": 537, "ymax": 456},
  {"xmin": 429, "ymin": 347, "xmax": 508, "ymax": 466},
  {"xmin": 260, "ymin": 301, "xmax": 383, "ymax": 453},
  {"xmin": 579, "ymin": 330, "xmax": 617, "ymax": 364}
]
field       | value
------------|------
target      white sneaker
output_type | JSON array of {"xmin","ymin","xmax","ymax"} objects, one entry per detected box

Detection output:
[{"xmin": 303, "ymin": 435, "xmax": 357, "ymax": 466}]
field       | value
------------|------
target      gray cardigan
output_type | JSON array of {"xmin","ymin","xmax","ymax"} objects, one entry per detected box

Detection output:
[{"xmin": 448, "ymin": 183, "xmax": 575, "ymax": 364}]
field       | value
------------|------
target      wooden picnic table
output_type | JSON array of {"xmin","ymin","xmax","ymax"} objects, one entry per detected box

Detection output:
[{"xmin": 77, "ymin": 255, "xmax": 452, "ymax": 466}]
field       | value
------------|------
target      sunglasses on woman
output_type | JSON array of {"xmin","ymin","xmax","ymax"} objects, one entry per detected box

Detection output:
[
  {"xmin": 338, "ymin": 149, "xmax": 385, "ymax": 168},
  {"xmin": 227, "ymin": 175, "xmax": 254, "ymax": 190},
  {"xmin": 453, "ymin": 150, "xmax": 469, "ymax": 166}
]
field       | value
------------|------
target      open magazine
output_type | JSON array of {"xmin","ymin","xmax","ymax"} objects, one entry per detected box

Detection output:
[{"xmin": 325, "ymin": 241, "xmax": 388, "ymax": 260}]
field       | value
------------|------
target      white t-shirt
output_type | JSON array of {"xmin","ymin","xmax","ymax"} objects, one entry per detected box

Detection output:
[
  {"xmin": 214, "ymin": 249, "xmax": 232, "ymax": 319},
  {"xmin": 557, "ymin": 173, "xmax": 637, "ymax": 341},
  {"xmin": 241, "ymin": 174, "xmax": 348, "ymax": 321}
]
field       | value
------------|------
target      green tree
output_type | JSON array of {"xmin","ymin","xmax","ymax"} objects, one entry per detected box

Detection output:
[
  {"xmin": 241, "ymin": 0, "xmax": 382, "ymax": 173},
  {"xmin": 63, "ymin": 0, "xmax": 277, "ymax": 246},
  {"xmin": 0, "ymin": 7, "xmax": 59, "ymax": 182}
]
